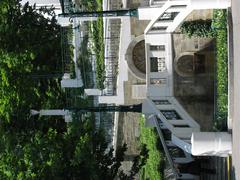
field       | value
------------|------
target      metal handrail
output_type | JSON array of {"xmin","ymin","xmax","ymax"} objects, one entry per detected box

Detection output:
[{"xmin": 153, "ymin": 116, "xmax": 181, "ymax": 178}]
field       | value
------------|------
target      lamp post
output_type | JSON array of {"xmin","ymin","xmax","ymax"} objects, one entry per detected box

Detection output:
[
  {"xmin": 59, "ymin": 9, "xmax": 138, "ymax": 18},
  {"xmin": 31, "ymin": 103, "xmax": 142, "ymax": 122},
  {"xmin": 68, "ymin": 103, "xmax": 142, "ymax": 113}
]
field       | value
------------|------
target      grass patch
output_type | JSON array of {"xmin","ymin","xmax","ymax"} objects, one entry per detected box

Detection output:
[
  {"xmin": 139, "ymin": 115, "xmax": 164, "ymax": 180},
  {"xmin": 212, "ymin": 9, "xmax": 228, "ymax": 131}
]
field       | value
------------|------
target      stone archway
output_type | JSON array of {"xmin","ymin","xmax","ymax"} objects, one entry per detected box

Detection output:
[
  {"xmin": 174, "ymin": 52, "xmax": 206, "ymax": 77},
  {"xmin": 125, "ymin": 35, "xmax": 146, "ymax": 80},
  {"xmin": 174, "ymin": 52, "xmax": 195, "ymax": 77}
]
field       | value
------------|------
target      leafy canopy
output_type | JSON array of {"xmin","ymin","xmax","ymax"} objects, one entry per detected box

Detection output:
[{"xmin": 0, "ymin": 1, "xmax": 147, "ymax": 179}]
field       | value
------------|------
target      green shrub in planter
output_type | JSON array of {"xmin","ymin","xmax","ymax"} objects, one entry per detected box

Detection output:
[{"xmin": 180, "ymin": 19, "xmax": 214, "ymax": 38}]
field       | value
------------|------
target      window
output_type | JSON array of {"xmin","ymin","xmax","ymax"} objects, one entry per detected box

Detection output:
[
  {"xmin": 158, "ymin": 12, "xmax": 179, "ymax": 21},
  {"xmin": 150, "ymin": 78, "xmax": 166, "ymax": 85},
  {"xmin": 162, "ymin": 129, "xmax": 171, "ymax": 140},
  {"xmin": 161, "ymin": 110, "xmax": 182, "ymax": 120},
  {"xmin": 150, "ymin": 57, "xmax": 158, "ymax": 72},
  {"xmin": 168, "ymin": 147, "xmax": 186, "ymax": 157},
  {"xmin": 169, "ymin": 5, "xmax": 187, "ymax": 9},
  {"xmin": 150, "ymin": 45, "xmax": 165, "ymax": 51},
  {"xmin": 150, "ymin": 26, "xmax": 167, "ymax": 31},
  {"xmin": 153, "ymin": 0, "xmax": 164, "ymax": 4},
  {"xmin": 156, "ymin": 116, "xmax": 162, "ymax": 124},
  {"xmin": 173, "ymin": 124, "xmax": 190, "ymax": 128},
  {"xmin": 157, "ymin": 58, "xmax": 166, "ymax": 72},
  {"xmin": 150, "ymin": 57, "xmax": 166, "ymax": 72},
  {"xmin": 153, "ymin": 100, "xmax": 171, "ymax": 105}
]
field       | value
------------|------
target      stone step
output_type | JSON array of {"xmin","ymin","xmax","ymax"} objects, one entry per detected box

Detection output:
[{"xmin": 200, "ymin": 157, "xmax": 228, "ymax": 180}]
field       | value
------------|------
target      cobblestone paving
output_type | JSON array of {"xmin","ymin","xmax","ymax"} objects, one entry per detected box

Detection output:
[
  {"xmin": 116, "ymin": 72, "xmax": 145, "ymax": 174},
  {"xmin": 117, "ymin": 74, "xmax": 144, "ymax": 141}
]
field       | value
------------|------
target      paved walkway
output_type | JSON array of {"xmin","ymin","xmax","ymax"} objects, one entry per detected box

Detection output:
[
  {"xmin": 116, "ymin": 71, "xmax": 144, "ymax": 172},
  {"xmin": 199, "ymin": 157, "xmax": 228, "ymax": 180},
  {"xmin": 229, "ymin": 0, "xmax": 240, "ymax": 179}
]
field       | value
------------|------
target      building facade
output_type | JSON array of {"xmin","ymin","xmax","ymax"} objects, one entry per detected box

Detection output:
[{"xmin": 136, "ymin": 0, "xmax": 231, "ymax": 179}]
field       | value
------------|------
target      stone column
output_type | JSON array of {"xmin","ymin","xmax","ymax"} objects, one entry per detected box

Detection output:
[
  {"xmin": 191, "ymin": 132, "xmax": 232, "ymax": 157},
  {"xmin": 31, "ymin": 109, "xmax": 73, "ymax": 122}
]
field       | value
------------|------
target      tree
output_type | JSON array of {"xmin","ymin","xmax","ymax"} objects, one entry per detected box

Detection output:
[
  {"xmin": 0, "ymin": 0, "xmax": 64, "ymax": 125},
  {"xmin": 0, "ymin": 1, "xmax": 147, "ymax": 179},
  {"xmin": 0, "ymin": 1, "xmax": 68, "ymax": 177},
  {"xmin": 0, "ymin": 118, "xmax": 147, "ymax": 179}
]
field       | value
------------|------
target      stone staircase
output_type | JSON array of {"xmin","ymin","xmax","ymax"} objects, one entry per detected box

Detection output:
[{"xmin": 200, "ymin": 157, "xmax": 228, "ymax": 180}]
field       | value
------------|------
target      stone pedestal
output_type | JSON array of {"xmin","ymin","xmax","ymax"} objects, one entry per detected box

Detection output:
[{"xmin": 191, "ymin": 132, "xmax": 232, "ymax": 157}]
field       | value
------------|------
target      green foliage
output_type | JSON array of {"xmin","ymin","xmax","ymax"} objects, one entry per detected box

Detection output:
[
  {"xmin": 0, "ymin": 1, "xmax": 61, "ymax": 65},
  {"xmin": 0, "ymin": 0, "xmax": 64, "ymax": 125},
  {"xmin": 0, "ymin": 1, "xmax": 129, "ymax": 179},
  {"xmin": 212, "ymin": 9, "xmax": 228, "ymax": 131},
  {"xmin": 92, "ymin": 18, "xmax": 105, "ymax": 89},
  {"xmin": 139, "ymin": 115, "xmax": 164, "ymax": 180},
  {"xmin": 90, "ymin": 0, "xmax": 105, "ymax": 89},
  {"xmin": 180, "ymin": 19, "xmax": 214, "ymax": 38},
  {"xmin": 0, "ymin": 128, "xmax": 62, "ymax": 179},
  {"xmin": 0, "ymin": 115, "xmax": 132, "ymax": 179},
  {"xmin": 0, "ymin": 50, "xmax": 35, "ymax": 122},
  {"xmin": 81, "ymin": 0, "xmax": 105, "ymax": 89},
  {"xmin": 119, "ymin": 145, "xmax": 149, "ymax": 180},
  {"xmin": 77, "ymin": 35, "xmax": 95, "ymax": 88},
  {"xmin": 77, "ymin": 0, "xmax": 102, "ymax": 11},
  {"xmin": 62, "ymin": 26, "xmax": 76, "ymax": 78}
]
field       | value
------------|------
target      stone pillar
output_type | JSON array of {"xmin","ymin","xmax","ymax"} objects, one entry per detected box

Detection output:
[
  {"xmin": 31, "ymin": 109, "xmax": 73, "ymax": 122},
  {"xmin": 191, "ymin": 132, "xmax": 232, "ymax": 157},
  {"xmin": 61, "ymin": 79, "xmax": 83, "ymax": 88},
  {"xmin": 21, "ymin": 0, "xmax": 61, "ymax": 9},
  {"xmin": 57, "ymin": 17, "xmax": 71, "ymax": 27},
  {"xmin": 61, "ymin": 73, "xmax": 83, "ymax": 88},
  {"xmin": 39, "ymin": 110, "xmax": 67, "ymax": 116},
  {"xmin": 39, "ymin": 110, "xmax": 73, "ymax": 123},
  {"xmin": 84, "ymin": 89, "xmax": 102, "ymax": 96}
]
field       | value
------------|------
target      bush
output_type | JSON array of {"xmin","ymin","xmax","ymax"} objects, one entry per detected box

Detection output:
[
  {"xmin": 84, "ymin": 0, "xmax": 105, "ymax": 89},
  {"xmin": 180, "ymin": 19, "xmax": 214, "ymax": 38},
  {"xmin": 212, "ymin": 9, "xmax": 228, "ymax": 131},
  {"xmin": 92, "ymin": 18, "xmax": 105, "ymax": 89},
  {"xmin": 139, "ymin": 115, "xmax": 164, "ymax": 179}
]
